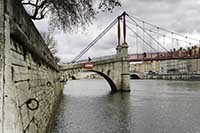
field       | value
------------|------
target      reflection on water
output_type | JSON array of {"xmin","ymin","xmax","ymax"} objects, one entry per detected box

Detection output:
[{"xmin": 51, "ymin": 79, "xmax": 200, "ymax": 133}]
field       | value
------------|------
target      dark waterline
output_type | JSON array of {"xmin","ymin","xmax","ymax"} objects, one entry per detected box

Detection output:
[{"xmin": 51, "ymin": 79, "xmax": 200, "ymax": 133}]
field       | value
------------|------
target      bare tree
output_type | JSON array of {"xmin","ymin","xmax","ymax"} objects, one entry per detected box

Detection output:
[
  {"xmin": 41, "ymin": 32, "xmax": 61, "ymax": 62},
  {"xmin": 21, "ymin": 0, "xmax": 121, "ymax": 31},
  {"xmin": 41, "ymin": 32, "xmax": 57, "ymax": 55}
]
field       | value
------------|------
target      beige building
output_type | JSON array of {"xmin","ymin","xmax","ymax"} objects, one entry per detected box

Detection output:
[
  {"xmin": 130, "ymin": 59, "xmax": 200, "ymax": 77},
  {"xmin": 160, "ymin": 59, "xmax": 200, "ymax": 74},
  {"xmin": 130, "ymin": 61, "xmax": 161, "ymax": 78}
]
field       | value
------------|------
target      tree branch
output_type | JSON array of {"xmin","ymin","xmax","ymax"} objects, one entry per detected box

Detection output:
[{"xmin": 22, "ymin": 1, "xmax": 37, "ymax": 7}]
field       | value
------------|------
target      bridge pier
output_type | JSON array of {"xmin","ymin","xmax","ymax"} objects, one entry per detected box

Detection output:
[{"xmin": 115, "ymin": 43, "xmax": 130, "ymax": 92}]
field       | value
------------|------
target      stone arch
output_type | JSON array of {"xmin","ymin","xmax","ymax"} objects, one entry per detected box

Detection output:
[
  {"xmin": 107, "ymin": 70, "xmax": 111, "ymax": 76},
  {"xmin": 101, "ymin": 68, "xmax": 104, "ymax": 73},
  {"xmin": 87, "ymin": 70, "xmax": 117, "ymax": 92},
  {"xmin": 71, "ymin": 75, "xmax": 77, "ymax": 80},
  {"xmin": 130, "ymin": 74, "xmax": 140, "ymax": 79},
  {"xmin": 68, "ymin": 74, "xmax": 71, "ymax": 78}
]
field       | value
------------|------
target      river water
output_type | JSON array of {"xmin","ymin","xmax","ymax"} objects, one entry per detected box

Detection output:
[{"xmin": 51, "ymin": 79, "xmax": 200, "ymax": 133}]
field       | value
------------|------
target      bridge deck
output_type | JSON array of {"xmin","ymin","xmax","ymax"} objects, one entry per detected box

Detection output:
[{"xmin": 129, "ymin": 51, "xmax": 200, "ymax": 62}]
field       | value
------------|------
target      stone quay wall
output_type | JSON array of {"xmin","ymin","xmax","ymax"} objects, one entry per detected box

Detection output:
[
  {"xmin": 146, "ymin": 74, "xmax": 200, "ymax": 81},
  {"xmin": 0, "ymin": 0, "xmax": 64, "ymax": 132}
]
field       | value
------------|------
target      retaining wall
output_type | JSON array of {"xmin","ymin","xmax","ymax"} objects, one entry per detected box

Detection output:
[
  {"xmin": 147, "ymin": 74, "xmax": 200, "ymax": 80},
  {"xmin": 0, "ymin": 0, "xmax": 64, "ymax": 132},
  {"xmin": 0, "ymin": 0, "xmax": 5, "ymax": 132}
]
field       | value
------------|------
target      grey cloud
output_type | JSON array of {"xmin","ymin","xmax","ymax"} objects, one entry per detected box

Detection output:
[{"xmin": 34, "ymin": 0, "xmax": 200, "ymax": 62}]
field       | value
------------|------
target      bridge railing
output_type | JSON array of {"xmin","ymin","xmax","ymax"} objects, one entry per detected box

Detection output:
[
  {"xmin": 63, "ymin": 46, "xmax": 200, "ymax": 65},
  {"xmin": 129, "ymin": 48, "xmax": 200, "ymax": 62},
  {"xmin": 67, "ymin": 54, "xmax": 117, "ymax": 64}
]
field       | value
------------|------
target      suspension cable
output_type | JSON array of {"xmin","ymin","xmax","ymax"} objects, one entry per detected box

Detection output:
[
  {"xmin": 126, "ymin": 20, "xmax": 198, "ymax": 46},
  {"xmin": 126, "ymin": 15, "xmax": 169, "ymax": 52},
  {"xmin": 126, "ymin": 24, "xmax": 157, "ymax": 52},
  {"xmin": 136, "ymin": 24, "xmax": 138, "ymax": 53},
  {"xmin": 71, "ymin": 18, "xmax": 118, "ymax": 63},
  {"xmin": 71, "ymin": 12, "xmax": 199, "ymax": 63},
  {"xmin": 157, "ymin": 27, "xmax": 160, "ymax": 51},
  {"xmin": 127, "ymin": 14, "xmax": 200, "ymax": 43}
]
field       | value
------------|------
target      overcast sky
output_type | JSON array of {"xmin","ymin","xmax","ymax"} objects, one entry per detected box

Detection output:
[{"xmin": 34, "ymin": 0, "xmax": 200, "ymax": 63}]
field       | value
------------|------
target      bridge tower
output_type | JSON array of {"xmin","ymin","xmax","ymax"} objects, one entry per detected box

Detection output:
[{"xmin": 115, "ymin": 12, "xmax": 130, "ymax": 92}]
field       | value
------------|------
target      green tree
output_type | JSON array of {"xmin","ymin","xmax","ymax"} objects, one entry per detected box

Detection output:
[{"xmin": 22, "ymin": 0, "xmax": 121, "ymax": 31}]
